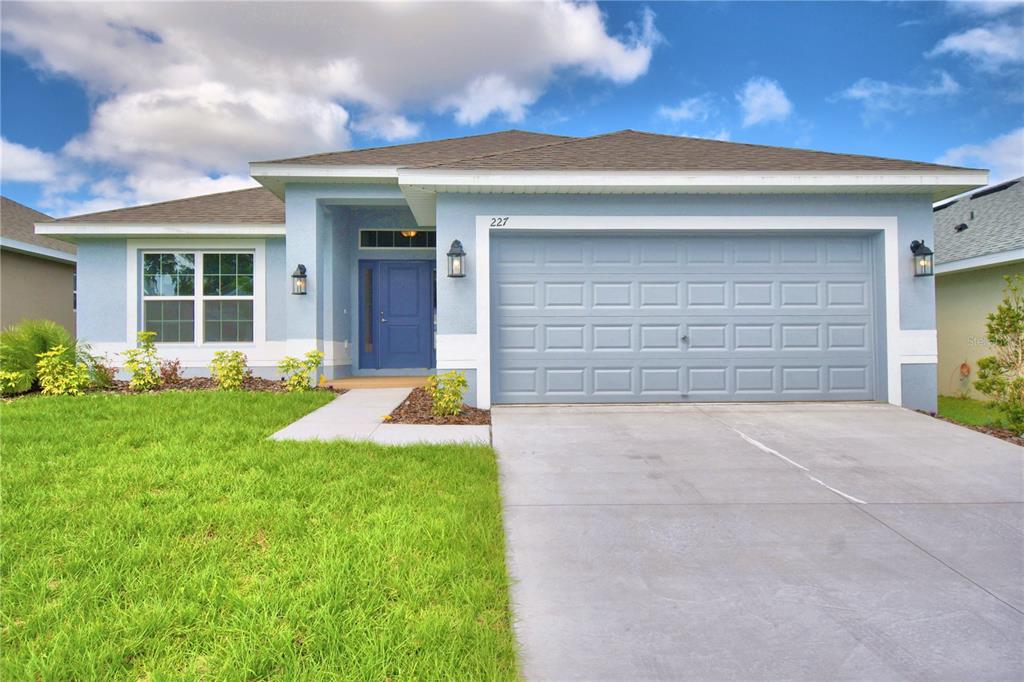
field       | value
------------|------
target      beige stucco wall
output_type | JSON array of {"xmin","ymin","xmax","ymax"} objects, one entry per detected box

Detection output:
[
  {"xmin": 936, "ymin": 261, "xmax": 1024, "ymax": 398},
  {"xmin": 0, "ymin": 249, "xmax": 76, "ymax": 334}
]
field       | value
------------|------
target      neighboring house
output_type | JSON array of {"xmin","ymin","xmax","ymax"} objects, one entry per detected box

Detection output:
[
  {"xmin": 933, "ymin": 177, "xmax": 1024, "ymax": 399},
  {"xmin": 37, "ymin": 130, "xmax": 988, "ymax": 412},
  {"xmin": 1, "ymin": 196, "xmax": 76, "ymax": 333}
]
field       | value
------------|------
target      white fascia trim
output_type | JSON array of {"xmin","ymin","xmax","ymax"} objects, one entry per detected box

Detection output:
[
  {"xmin": 37, "ymin": 223, "xmax": 286, "ymax": 238},
  {"xmin": 0, "ymin": 237, "xmax": 76, "ymax": 263},
  {"xmin": 935, "ymin": 248, "xmax": 1024, "ymax": 274},
  {"xmin": 467, "ymin": 215, "xmax": 905, "ymax": 410},
  {"xmin": 399, "ymin": 169, "xmax": 988, "ymax": 191},
  {"xmin": 249, "ymin": 163, "xmax": 399, "ymax": 179}
]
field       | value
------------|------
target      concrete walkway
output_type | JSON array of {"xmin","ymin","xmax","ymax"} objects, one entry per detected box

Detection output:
[{"xmin": 271, "ymin": 388, "xmax": 490, "ymax": 444}]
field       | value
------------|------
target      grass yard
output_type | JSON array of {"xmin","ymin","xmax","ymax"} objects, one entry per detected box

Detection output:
[
  {"xmin": 938, "ymin": 395, "xmax": 1002, "ymax": 429},
  {"xmin": 1, "ymin": 391, "xmax": 517, "ymax": 679}
]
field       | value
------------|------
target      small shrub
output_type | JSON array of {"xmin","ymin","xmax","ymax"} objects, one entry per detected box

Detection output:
[
  {"xmin": 210, "ymin": 350, "xmax": 250, "ymax": 390},
  {"xmin": 90, "ymin": 355, "xmax": 117, "ymax": 389},
  {"xmin": 0, "ymin": 319, "xmax": 78, "ymax": 393},
  {"xmin": 36, "ymin": 344, "xmax": 91, "ymax": 396},
  {"xmin": 0, "ymin": 370, "xmax": 23, "ymax": 396},
  {"xmin": 122, "ymin": 331, "xmax": 161, "ymax": 391},
  {"xmin": 424, "ymin": 370, "xmax": 468, "ymax": 417},
  {"xmin": 160, "ymin": 358, "xmax": 183, "ymax": 385},
  {"xmin": 974, "ymin": 274, "xmax": 1024, "ymax": 434},
  {"xmin": 278, "ymin": 350, "xmax": 324, "ymax": 392}
]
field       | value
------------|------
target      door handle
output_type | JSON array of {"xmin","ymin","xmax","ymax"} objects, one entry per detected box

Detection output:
[
  {"xmin": 680, "ymin": 334, "xmax": 689, "ymax": 343},
  {"xmin": 380, "ymin": 310, "xmax": 388, "ymax": 324}
]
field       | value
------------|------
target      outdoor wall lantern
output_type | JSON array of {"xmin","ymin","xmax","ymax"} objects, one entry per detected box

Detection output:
[
  {"xmin": 910, "ymin": 240, "xmax": 934, "ymax": 277},
  {"xmin": 447, "ymin": 239, "xmax": 467, "ymax": 278},
  {"xmin": 291, "ymin": 264, "xmax": 308, "ymax": 294}
]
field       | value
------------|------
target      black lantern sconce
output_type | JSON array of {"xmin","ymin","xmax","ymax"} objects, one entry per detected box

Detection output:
[
  {"xmin": 910, "ymin": 241, "xmax": 934, "ymax": 277},
  {"xmin": 291, "ymin": 264, "xmax": 308, "ymax": 294},
  {"xmin": 447, "ymin": 240, "xmax": 466, "ymax": 278}
]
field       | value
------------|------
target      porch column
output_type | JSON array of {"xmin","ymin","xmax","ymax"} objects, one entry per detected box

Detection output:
[{"xmin": 284, "ymin": 185, "xmax": 325, "ymax": 357}]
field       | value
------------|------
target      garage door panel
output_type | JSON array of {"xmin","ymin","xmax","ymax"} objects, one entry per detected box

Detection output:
[{"xmin": 492, "ymin": 233, "xmax": 878, "ymax": 403}]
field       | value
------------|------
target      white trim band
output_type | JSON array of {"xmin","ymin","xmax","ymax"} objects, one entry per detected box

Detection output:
[
  {"xmin": 37, "ymin": 223, "xmax": 285, "ymax": 238},
  {"xmin": 935, "ymin": 248, "xmax": 1024, "ymax": 274},
  {"xmin": 0, "ymin": 237, "xmax": 76, "ymax": 263}
]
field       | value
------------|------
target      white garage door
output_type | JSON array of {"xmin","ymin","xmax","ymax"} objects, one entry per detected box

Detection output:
[{"xmin": 490, "ymin": 232, "xmax": 881, "ymax": 403}]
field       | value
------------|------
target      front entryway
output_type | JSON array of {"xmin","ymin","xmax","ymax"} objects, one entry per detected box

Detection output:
[{"xmin": 358, "ymin": 260, "xmax": 434, "ymax": 369}]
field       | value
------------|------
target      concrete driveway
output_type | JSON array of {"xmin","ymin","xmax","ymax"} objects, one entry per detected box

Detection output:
[{"xmin": 492, "ymin": 403, "xmax": 1024, "ymax": 681}]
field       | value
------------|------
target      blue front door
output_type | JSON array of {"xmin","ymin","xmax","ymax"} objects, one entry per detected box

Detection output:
[{"xmin": 359, "ymin": 260, "xmax": 434, "ymax": 369}]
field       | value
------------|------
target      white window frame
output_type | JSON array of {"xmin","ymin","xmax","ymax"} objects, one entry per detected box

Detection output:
[{"xmin": 127, "ymin": 239, "xmax": 266, "ymax": 348}]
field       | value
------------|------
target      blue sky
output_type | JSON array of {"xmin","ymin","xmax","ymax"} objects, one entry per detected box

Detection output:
[{"xmin": 1, "ymin": 1, "xmax": 1021, "ymax": 217}]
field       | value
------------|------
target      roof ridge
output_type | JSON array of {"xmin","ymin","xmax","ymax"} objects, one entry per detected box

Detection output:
[
  {"xmin": 254, "ymin": 129, "xmax": 574, "ymax": 165},
  {"xmin": 411, "ymin": 129, "xmax": 626, "ymax": 169},
  {"xmin": 56, "ymin": 186, "xmax": 271, "ymax": 222}
]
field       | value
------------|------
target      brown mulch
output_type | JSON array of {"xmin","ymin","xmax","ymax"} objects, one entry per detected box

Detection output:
[
  {"xmin": 4, "ymin": 377, "xmax": 346, "ymax": 399},
  {"xmin": 926, "ymin": 413, "xmax": 1024, "ymax": 447},
  {"xmin": 388, "ymin": 387, "xmax": 491, "ymax": 425}
]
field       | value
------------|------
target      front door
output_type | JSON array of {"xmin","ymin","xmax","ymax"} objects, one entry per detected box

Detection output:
[{"xmin": 359, "ymin": 260, "xmax": 434, "ymax": 369}]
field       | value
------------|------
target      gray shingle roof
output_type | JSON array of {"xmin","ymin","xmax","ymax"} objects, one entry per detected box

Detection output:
[
  {"xmin": 414, "ymin": 129, "xmax": 981, "ymax": 173},
  {"xmin": 51, "ymin": 187, "xmax": 283, "ymax": 224},
  {"xmin": 258, "ymin": 130, "xmax": 572, "ymax": 166},
  {"xmin": 933, "ymin": 178, "xmax": 1024, "ymax": 265},
  {"xmin": 0, "ymin": 197, "xmax": 73, "ymax": 254}
]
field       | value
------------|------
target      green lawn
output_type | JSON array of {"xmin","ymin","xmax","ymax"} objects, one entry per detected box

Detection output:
[
  {"xmin": 1, "ymin": 391, "xmax": 517, "ymax": 679},
  {"xmin": 938, "ymin": 395, "xmax": 1002, "ymax": 429}
]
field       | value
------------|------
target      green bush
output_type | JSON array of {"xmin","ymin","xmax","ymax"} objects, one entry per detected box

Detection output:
[
  {"xmin": 36, "ymin": 344, "xmax": 91, "ymax": 396},
  {"xmin": 424, "ymin": 370, "xmax": 468, "ymax": 417},
  {"xmin": 122, "ymin": 331, "xmax": 162, "ymax": 391},
  {"xmin": 974, "ymin": 274, "xmax": 1024, "ymax": 434},
  {"xmin": 0, "ymin": 370, "xmax": 23, "ymax": 396},
  {"xmin": 0, "ymin": 320, "xmax": 79, "ymax": 393},
  {"xmin": 278, "ymin": 350, "xmax": 324, "ymax": 392},
  {"xmin": 210, "ymin": 350, "xmax": 250, "ymax": 390}
]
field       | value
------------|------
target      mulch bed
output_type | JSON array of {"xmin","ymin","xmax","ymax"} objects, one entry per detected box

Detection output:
[
  {"xmin": 4, "ymin": 377, "xmax": 345, "ymax": 400},
  {"xmin": 926, "ymin": 412, "xmax": 1024, "ymax": 447},
  {"xmin": 104, "ymin": 376, "xmax": 346, "ymax": 395},
  {"xmin": 388, "ymin": 387, "xmax": 490, "ymax": 425}
]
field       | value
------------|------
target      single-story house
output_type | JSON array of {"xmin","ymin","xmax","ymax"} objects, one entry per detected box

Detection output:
[
  {"xmin": 1, "ymin": 196, "xmax": 76, "ymax": 333},
  {"xmin": 933, "ymin": 177, "xmax": 1024, "ymax": 399},
  {"xmin": 37, "ymin": 129, "xmax": 988, "ymax": 411}
]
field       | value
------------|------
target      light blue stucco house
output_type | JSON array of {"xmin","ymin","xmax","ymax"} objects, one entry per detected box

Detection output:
[{"xmin": 37, "ymin": 130, "xmax": 988, "ymax": 411}]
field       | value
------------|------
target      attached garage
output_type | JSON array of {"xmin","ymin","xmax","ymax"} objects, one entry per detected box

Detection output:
[{"xmin": 490, "ymin": 232, "xmax": 883, "ymax": 404}]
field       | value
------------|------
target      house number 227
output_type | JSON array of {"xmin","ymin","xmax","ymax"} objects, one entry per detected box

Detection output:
[{"xmin": 489, "ymin": 217, "xmax": 510, "ymax": 227}]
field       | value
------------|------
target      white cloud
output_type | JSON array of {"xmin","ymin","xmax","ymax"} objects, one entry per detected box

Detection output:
[
  {"xmin": 1, "ymin": 138, "xmax": 60, "ymax": 183},
  {"xmin": 0, "ymin": 1, "xmax": 660, "ymax": 211},
  {"xmin": 736, "ymin": 77, "xmax": 793, "ymax": 127},
  {"xmin": 928, "ymin": 23, "xmax": 1024, "ymax": 69},
  {"xmin": 439, "ymin": 75, "xmax": 540, "ymax": 126},
  {"xmin": 657, "ymin": 95, "xmax": 715, "ymax": 123},
  {"xmin": 838, "ymin": 71, "xmax": 961, "ymax": 121},
  {"xmin": 937, "ymin": 127, "xmax": 1024, "ymax": 182}
]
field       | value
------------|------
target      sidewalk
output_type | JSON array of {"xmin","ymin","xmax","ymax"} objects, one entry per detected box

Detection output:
[{"xmin": 270, "ymin": 388, "xmax": 490, "ymax": 445}]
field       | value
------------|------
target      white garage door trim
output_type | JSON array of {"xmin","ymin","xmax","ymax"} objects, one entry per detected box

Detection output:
[{"xmin": 442, "ymin": 215, "xmax": 927, "ymax": 409}]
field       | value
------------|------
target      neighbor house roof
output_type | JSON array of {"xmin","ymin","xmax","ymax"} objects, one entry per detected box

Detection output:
[
  {"xmin": 48, "ymin": 187, "xmax": 283, "ymax": 224},
  {"xmin": 413, "ymin": 129, "xmax": 979, "ymax": 173},
  {"xmin": 933, "ymin": 177, "xmax": 1024, "ymax": 267},
  {"xmin": 0, "ymin": 197, "xmax": 74, "ymax": 256},
  {"xmin": 258, "ymin": 129, "xmax": 572, "ymax": 166}
]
